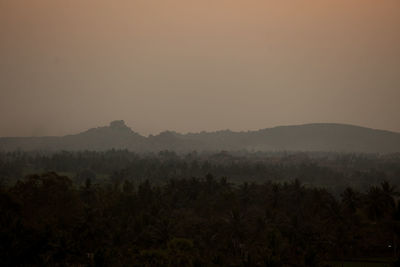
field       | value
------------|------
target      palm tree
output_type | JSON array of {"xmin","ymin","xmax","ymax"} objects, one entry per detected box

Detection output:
[
  {"xmin": 341, "ymin": 187, "xmax": 359, "ymax": 214},
  {"xmin": 380, "ymin": 181, "xmax": 399, "ymax": 213},
  {"xmin": 364, "ymin": 186, "xmax": 386, "ymax": 221}
]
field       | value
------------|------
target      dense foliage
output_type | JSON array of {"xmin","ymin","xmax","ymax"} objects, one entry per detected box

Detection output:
[
  {"xmin": 1, "ymin": 151, "xmax": 400, "ymax": 266},
  {"xmin": 1, "ymin": 172, "xmax": 400, "ymax": 266}
]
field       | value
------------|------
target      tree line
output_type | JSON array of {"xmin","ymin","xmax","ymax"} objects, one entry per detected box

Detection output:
[{"xmin": 1, "ymin": 150, "xmax": 400, "ymax": 194}]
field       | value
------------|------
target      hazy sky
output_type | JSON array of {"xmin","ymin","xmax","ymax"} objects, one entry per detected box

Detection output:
[{"xmin": 1, "ymin": 0, "xmax": 399, "ymax": 137}]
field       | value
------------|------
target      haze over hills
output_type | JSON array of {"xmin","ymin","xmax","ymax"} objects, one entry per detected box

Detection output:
[{"xmin": 1, "ymin": 120, "xmax": 400, "ymax": 153}]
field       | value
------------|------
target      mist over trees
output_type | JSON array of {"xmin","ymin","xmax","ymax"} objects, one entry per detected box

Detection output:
[
  {"xmin": 2, "ymin": 0, "xmax": 399, "ymax": 264},
  {"xmin": 1, "ymin": 150, "xmax": 400, "ymax": 193},
  {"xmin": 1, "ymin": 121, "xmax": 400, "ymax": 265}
]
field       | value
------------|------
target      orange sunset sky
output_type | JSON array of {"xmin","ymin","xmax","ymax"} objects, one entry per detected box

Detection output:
[{"xmin": 0, "ymin": 0, "xmax": 399, "ymax": 136}]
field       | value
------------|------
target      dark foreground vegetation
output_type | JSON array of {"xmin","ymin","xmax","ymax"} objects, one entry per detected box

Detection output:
[{"xmin": 1, "ymin": 151, "xmax": 400, "ymax": 266}]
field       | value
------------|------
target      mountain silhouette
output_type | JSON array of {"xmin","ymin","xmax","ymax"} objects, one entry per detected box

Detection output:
[{"xmin": 1, "ymin": 121, "xmax": 400, "ymax": 153}]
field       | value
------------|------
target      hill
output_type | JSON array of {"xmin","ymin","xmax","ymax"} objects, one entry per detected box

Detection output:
[{"xmin": 1, "ymin": 121, "xmax": 400, "ymax": 153}]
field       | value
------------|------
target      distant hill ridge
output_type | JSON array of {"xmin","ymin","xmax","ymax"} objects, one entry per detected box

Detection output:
[{"xmin": 1, "ymin": 120, "xmax": 400, "ymax": 153}]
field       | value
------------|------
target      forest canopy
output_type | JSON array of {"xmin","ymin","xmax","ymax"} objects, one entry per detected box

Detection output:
[{"xmin": 1, "ymin": 151, "xmax": 400, "ymax": 265}]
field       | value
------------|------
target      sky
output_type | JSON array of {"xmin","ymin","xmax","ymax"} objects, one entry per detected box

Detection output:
[{"xmin": 1, "ymin": 0, "xmax": 399, "ymax": 137}]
